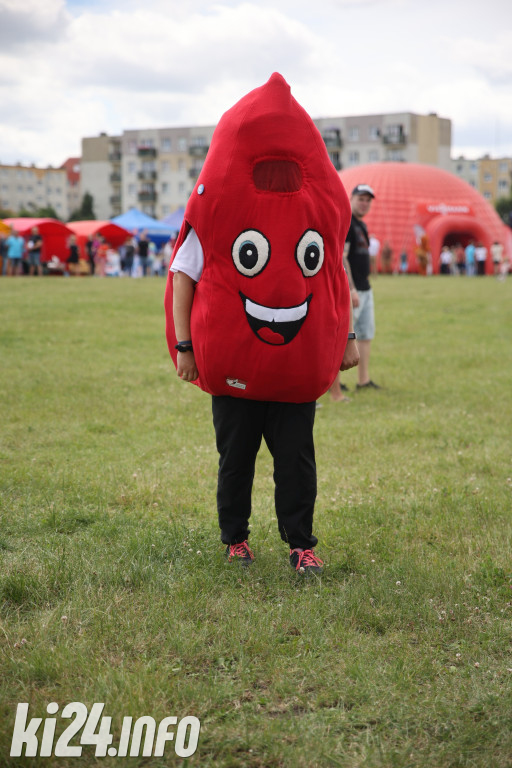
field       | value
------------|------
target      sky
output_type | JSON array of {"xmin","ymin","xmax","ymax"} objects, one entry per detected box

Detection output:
[{"xmin": 1, "ymin": 0, "xmax": 511, "ymax": 168}]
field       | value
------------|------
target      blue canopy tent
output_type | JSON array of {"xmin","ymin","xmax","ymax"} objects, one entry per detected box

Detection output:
[
  {"xmin": 111, "ymin": 208, "xmax": 175, "ymax": 247},
  {"xmin": 161, "ymin": 207, "xmax": 185, "ymax": 231}
]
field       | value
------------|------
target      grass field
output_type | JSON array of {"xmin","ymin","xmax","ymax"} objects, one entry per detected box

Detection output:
[{"xmin": 1, "ymin": 274, "xmax": 511, "ymax": 768}]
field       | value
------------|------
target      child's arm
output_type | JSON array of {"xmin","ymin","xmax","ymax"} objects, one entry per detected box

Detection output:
[{"xmin": 173, "ymin": 271, "xmax": 199, "ymax": 382}]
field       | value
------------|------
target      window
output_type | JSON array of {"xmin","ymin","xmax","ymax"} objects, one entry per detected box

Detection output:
[
  {"xmin": 178, "ymin": 181, "xmax": 186, "ymax": 193},
  {"xmin": 348, "ymin": 150, "xmax": 360, "ymax": 165},
  {"xmin": 483, "ymin": 191, "xmax": 492, "ymax": 200},
  {"xmin": 348, "ymin": 126, "xmax": 359, "ymax": 142},
  {"xmin": 128, "ymin": 140, "xmax": 137, "ymax": 154},
  {"xmin": 484, "ymin": 173, "xmax": 492, "ymax": 183},
  {"xmin": 499, "ymin": 162, "xmax": 508, "ymax": 172},
  {"xmin": 128, "ymin": 184, "xmax": 136, "ymax": 195},
  {"xmin": 368, "ymin": 150, "xmax": 379, "ymax": 162},
  {"xmin": 128, "ymin": 162, "xmax": 136, "ymax": 173},
  {"xmin": 178, "ymin": 159, "xmax": 186, "ymax": 172},
  {"xmin": 161, "ymin": 182, "xmax": 169, "ymax": 193},
  {"xmin": 456, "ymin": 163, "xmax": 463, "ymax": 173},
  {"xmin": 368, "ymin": 125, "xmax": 380, "ymax": 140},
  {"xmin": 387, "ymin": 150, "xmax": 404, "ymax": 161},
  {"xmin": 178, "ymin": 138, "xmax": 187, "ymax": 152},
  {"xmin": 498, "ymin": 179, "xmax": 509, "ymax": 192},
  {"xmin": 161, "ymin": 160, "xmax": 170, "ymax": 173},
  {"xmin": 139, "ymin": 138, "xmax": 154, "ymax": 148},
  {"xmin": 161, "ymin": 137, "xmax": 171, "ymax": 152},
  {"xmin": 470, "ymin": 163, "xmax": 477, "ymax": 173}
]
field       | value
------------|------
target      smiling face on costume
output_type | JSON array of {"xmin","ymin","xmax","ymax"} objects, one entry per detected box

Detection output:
[{"xmin": 232, "ymin": 225, "xmax": 325, "ymax": 346}]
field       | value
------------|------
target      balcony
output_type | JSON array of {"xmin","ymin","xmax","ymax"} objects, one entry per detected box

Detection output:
[
  {"xmin": 137, "ymin": 170, "xmax": 157, "ymax": 181},
  {"xmin": 137, "ymin": 146, "xmax": 157, "ymax": 158},
  {"xmin": 138, "ymin": 190, "xmax": 157, "ymax": 202},
  {"xmin": 322, "ymin": 129, "xmax": 343, "ymax": 150},
  {"xmin": 110, "ymin": 172, "xmax": 122, "ymax": 183},
  {"xmin": 189, "ymin": 144, "xmax": 209, "ymax": 158},
  {"xmin": 189, "ymin": 166, "xmax": 203, "ymax": 179},
  {"xmin": 110, "ymin": 194, "xmax": 121, "ymax": 204},
  {"xmin": 382, "ymin": 130, "xmax": 407, "ymax": 146},
  {"xmin": 109, "ymin": 151, "xmax": 122, "ymax": 163}
]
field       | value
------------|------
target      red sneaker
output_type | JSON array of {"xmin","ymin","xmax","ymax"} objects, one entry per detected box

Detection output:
[
  {"xmin": 290, "ymin": 549, "xmax": 323, "ymax": 574},
  {"xmin": 225, "ymin": 540, "xmax": 254, "ymax": 566}
]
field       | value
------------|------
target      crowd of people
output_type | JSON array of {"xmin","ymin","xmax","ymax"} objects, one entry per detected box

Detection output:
[
  {"xmin": 438, "ymin": 240, "xmax": 508, "ymax": 278},
  {"xmin": 0, "ymin": 226, "xmax": 177, "ymax": 278}
]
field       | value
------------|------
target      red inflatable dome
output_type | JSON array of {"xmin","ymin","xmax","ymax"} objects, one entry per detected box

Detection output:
[{"xmin": 340, "ymin": 163, "xmax": 512, "ymax": 274}]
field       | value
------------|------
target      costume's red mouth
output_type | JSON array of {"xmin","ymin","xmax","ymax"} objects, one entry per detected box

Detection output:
[{"xmin": 239, "ymin": 292, "xmax": 312, "ymax": 345}]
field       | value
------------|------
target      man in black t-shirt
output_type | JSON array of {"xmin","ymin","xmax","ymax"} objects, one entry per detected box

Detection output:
[
  {"xmin": 345, "ymin": 184, "xmax": 380, "ymax": 389},
  {"xmin": 330, "ymin": 183, "xmax": 380, "ymax": 398}
]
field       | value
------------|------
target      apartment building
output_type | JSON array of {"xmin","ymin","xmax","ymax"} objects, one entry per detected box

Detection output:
[
  {"xmin": 451, "ymin": 155, "xmax": 512, "ymax": 204},
  {"xmin": 81, "ymin": 133, "xmax": 123, "ymax": 220},
  {"xmin": 80, "ymin": 111, "xmax": 452, "ymax": 221},
  {"xmin": 315, "ymin": 111, "xmax": 452, "ymax": 171},
  {"xmin": 0, "ymin": 163, "xmax": 70, "ymax": 219}
]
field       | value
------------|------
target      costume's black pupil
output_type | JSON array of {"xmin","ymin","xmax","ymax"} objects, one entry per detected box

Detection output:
[
  {"xmin": 305, "ymin": 244, "xmax": 320, "ymax": 271},
  {"xmin": 240, "ymin": 242, "xmax": 258, "ymax": 270}
]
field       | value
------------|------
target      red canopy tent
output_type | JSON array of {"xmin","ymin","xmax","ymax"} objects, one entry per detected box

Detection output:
[
  {"xmin": 66, "ymin": 220, "xmax": 131, "ymax": 259},
  {"xmin": 3, "ymin": 218, "xmax": 74, "ymax": 263},
  {"xmin": 339, "ymin": 163, "xmax": 512, "ymax": 274}
]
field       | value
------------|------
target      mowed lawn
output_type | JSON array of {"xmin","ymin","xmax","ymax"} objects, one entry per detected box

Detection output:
[{"xmin": 1, "ymin": 274, "xmax": 511, "ymax": 768}]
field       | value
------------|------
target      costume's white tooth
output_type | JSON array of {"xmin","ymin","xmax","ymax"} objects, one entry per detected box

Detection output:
[{"xmin": 245, "ymin": 297, "xmax": 308, "ymax": 323}]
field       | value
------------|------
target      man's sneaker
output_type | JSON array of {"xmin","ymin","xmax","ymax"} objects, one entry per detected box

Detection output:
[
  {"xmin": 290, "ymin": 549, "xmax": 324, "ymax": 574},
  {"xmin": 356, "ymin": 380, "xmax": 381, "ymax": 390},
  {"xmin": 226, "ymin": 540, "xmax": 254, "ymax": 566}
]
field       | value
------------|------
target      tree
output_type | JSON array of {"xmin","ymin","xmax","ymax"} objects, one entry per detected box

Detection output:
[
  {"xmin": 495, "ymin": 194, "xmax": 512, "ymax": 227},
  {"xmin": 68, "ymin": 192, "xmax": 96, "ymax": 221}
]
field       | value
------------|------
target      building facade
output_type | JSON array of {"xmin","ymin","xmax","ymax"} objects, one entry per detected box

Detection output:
[
  {"xmin": 80, "ymin": 111, "xmax": 452, "ymax": 221},
  {"xmin": 0, "ymin": 163, "xmax": 70, "ymax": 219},
  {"xmin": 315, "ymin": 111, "xmax": 452, "ymax": 172},
  {"xmin": 451, "ymin": 155, "xmax": 512, "ymax": 204}
]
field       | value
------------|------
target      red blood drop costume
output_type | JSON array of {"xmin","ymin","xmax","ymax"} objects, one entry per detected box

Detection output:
[
  {"xmin": 165, "ymin": 72, "xmax": 352, "ymax": 403},
  {"xmin": 165, "ymin": 73, "xmax": 352, "ymax": 554}
]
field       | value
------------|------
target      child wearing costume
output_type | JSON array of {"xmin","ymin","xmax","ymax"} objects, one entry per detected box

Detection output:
[{"xmin": 165, "ymin": 73, "xmax": 359, "ymax": 572}]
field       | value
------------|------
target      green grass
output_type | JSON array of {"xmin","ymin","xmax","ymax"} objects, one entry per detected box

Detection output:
[{"xmin": 1, "ymin": 275, "xmax": 511, "ymax": 767}]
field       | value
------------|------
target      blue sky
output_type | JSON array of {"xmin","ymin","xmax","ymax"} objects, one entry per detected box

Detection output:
[{"xmin": 1, "ymin": 0, "xmax": 511, "ymax": 167}]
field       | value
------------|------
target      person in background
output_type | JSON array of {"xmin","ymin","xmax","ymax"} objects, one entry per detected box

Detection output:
[
  {"xmin": 137, "ymin": 231, "xmax": 150, "ymax": 276},
  {"xmin": 465, "ymin": 240, "xmax": 476, "ymax": 276},
  {"xmin": 475, "ymin": 242, "xmax": 487, "ymax": 276},
  {"xmin": 341, "ymin": 184, "xmax": 380, "ymax": 391},
  {"xmin": 94, "ymin": 235, "xmax": 109, "ymax": 277},
  {"xmin": 122, "ymin": 236, "xmax": 136, "ymax": 276},
  {"xmin": 490, "ymin": 241, "xmax": 503, "ymax": 277},
  {"xmin": 27, "ymin": 226, "xmax": 43, "ymax": 276},
  {"xmin": 5, "ymin": 229, "xmax": 25, "ymax": 276},
  {"xmin": 440, "ymin": 245, "xmax": 453, "ymax": 275},
  {"xmin": 454, "ymin": 242, "xmax": 465, "ymax": 275},
  {"xmin": 67, "ymin": 234, "xmax": 80, "ymax": 275},
  {"xmin": 380, "ymin": 240, "xmax": 393, "ymax": 274},
  {"xmin": 85, "ymin": 235, "xmax": 96, "ymax": 275},
  {"xmin": 368, "ymin": 233, "xmax": 380, "ymax": 275}
]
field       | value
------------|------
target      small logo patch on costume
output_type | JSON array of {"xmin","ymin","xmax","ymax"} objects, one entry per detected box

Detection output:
[{"xmin": 226, "ymin": 377, "xmax": 247, "ymax": 390}]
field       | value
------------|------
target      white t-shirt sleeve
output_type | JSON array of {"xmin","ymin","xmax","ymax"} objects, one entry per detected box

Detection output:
[{"xmin": 170, "ymin": 228, "xmax": 204, "ymax": 282}]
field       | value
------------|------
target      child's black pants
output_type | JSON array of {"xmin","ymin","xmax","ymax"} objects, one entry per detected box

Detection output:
[{"xmin": 212, "ymin": 396, "xmax": 318, "ymax": 550}]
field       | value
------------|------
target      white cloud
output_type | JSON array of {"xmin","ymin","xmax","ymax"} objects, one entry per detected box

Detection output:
[{"xmin": 0, "ymin": 0, "xmax": 511, "ymax": 166}]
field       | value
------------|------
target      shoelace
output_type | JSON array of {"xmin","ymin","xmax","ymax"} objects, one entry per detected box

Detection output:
[
  {"xmin": 293, "ymin": 549, "xmax": 323, "ymax": 570},
  {"xmin": 229, "ymin": 542, "xmax": 254, "ymax": 560}
]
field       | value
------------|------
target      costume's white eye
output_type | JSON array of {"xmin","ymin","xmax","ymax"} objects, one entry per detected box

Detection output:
[
  {"xmin": 232, "ymin": 230, "xmax": 270, "ymax": 277},
  {"xmin": 296, "ymin": 230, "xmax": 324, "ymax": 277}
]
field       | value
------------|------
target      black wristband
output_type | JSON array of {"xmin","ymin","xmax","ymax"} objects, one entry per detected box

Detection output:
[
  {"xmin": 175, "ymin": 341, "xmax": 193, "ymax": 353},
  {"xmin": 347, "ymin": 332, "xmax": 357, "ymax": 340}
]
